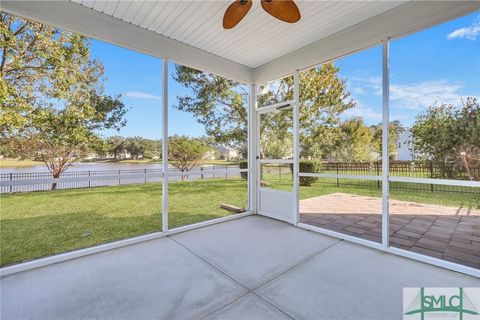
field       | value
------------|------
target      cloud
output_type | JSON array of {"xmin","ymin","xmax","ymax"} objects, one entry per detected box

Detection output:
[
  {"xmin": 447, "ymin": 17, "xmax": 480, "ymax": 40},
  {"xmin": 389, "ymin": 80, "xmax": 469, "ymax": 110},
  {"xmin": 124, "ymin": 91, "xmax": 162, "ymax": 100},
  {"xmin": 347, "ymin": 76, "xmax": 382, "ymax": 96},
  {"xmin": 342, "ymin": 105, "xmax": 382, "ymax": 122},
  {"xmin": 351, "ymin": 87, "xmax": 366, "ymax": 95}
]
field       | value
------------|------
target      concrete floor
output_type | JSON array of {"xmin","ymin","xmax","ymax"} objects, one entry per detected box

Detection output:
[{"xmin": 1, "ymin": 215, "xmax": 478, "ymax": 320}]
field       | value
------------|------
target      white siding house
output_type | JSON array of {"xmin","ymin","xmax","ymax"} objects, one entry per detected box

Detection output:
[
  {"xmin": 218, "ymin": 146, "xmax": 239, "ymax": 161},
  {"xmin": 397, "ymin": 130, "xmax": 415, "ymax": 161}
]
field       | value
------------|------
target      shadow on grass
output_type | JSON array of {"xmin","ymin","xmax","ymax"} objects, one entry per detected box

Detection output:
[{"xmin": 1, "ymin": 210, "xmax": 223, "ymax": 267}]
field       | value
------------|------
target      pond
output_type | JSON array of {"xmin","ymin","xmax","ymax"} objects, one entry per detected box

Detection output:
[{"xmin": 0, "ymin": 162, "xmax": 236, "ymax": 174}]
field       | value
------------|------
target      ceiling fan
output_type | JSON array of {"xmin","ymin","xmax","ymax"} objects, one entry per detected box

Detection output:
[{"xmin": 223, "ymin": 0, "xmax": 301, "ymax": 29}]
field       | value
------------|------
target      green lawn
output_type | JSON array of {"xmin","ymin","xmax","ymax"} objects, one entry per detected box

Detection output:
[
  {"xmin": 0, "ymin": 179, "xmax": 247, "ymax": 266},
  {"xmin": 1, "ymin": 177, "xmax": 478, "ymax": 266},
  {"xmin": 262, "ymin": 176, "xmax": 479, "ymax": 208},
  {"xmin": 0, "ymin": 159, "xmax": 43, "ymax": 168},
  {"xmin": 299, "ymin": 182, "xmax": 479, "ymax": 208}
]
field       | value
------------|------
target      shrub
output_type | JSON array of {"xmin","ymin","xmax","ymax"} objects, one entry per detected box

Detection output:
[
  {"xmin": 239, "ymin": 161, "xmax": 248, "ymax": 180},
  {"xmin": 290, "ymin": 160, "xmax": 323, "ymax": 186}
]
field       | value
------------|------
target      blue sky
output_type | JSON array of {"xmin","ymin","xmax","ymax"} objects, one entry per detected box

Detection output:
[
  {"xmin": 338, "ymin": 12, "xmax": 480, "ymax": 127},
  {"xmin": 92, "ymin": 12, "xmax": 479, "ymax": 139}
]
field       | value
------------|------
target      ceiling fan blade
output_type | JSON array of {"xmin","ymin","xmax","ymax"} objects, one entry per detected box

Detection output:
[
  {"xmin": 223, "ymin": 0, "xmax": 253, "ymax": 29},
  {"xmin": 261, "ymin": 0, "xmax": 301, "ymax": 24}
]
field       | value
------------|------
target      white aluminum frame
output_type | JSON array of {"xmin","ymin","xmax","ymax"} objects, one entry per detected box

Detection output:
[
  {"xmin": 1, "ymin": 56, "xmax": 254, "ymax": 279},
  {"xmin": 381, "ymin": 39, "xmax": 390, "ymax": 248},
  {"xmin": 2, "ymin": 4, "xmax": 479, "ymax": 278},
  {"xmin": 293, "ymin": 70, "xmax": 300, "ymax": 225},
  {"xmin": 162, "ymin": 59, "xmax": 169, "ymax": 232},
  {"xmin": 292, "ymin": 37, "xmax": 479, "ymax": 277},
  {"xmin": 248, "ymin": 84, "xmax": 258, "ymax": 213},
  {"xmin": 256, "ymin": 100, "xmax": 296, "ymax": 114},
  {"xmin": 255, "ymin": 76, "xmax": 299, "ymax": 223}
]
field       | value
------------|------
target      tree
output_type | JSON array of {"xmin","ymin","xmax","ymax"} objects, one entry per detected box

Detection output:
[
  {"xmin": 106, "ymin": 136, "xmax": 126, "ymax": 159},
  {"xmin": 122, "ymin": 137, "xmax": 162, "ymax": 160},
  {"xmin": 168, "ymin": 135, "xmax": 210, "ymax": 180},
  {"xmin": 297, "ymin": 65, "xmax": 356, "ymax": 159},
  {"xmin": 335, "ymin": 118, "xmax": 374, "ymax": 161},
  {"xmin": 370, "ymin": 120, "xmax": 405, "ymax": 160},
  {"xmin": 124, "ymin": 137, "xmax": 146, "ymax": 159},
  {"xmin": 173, "ymin": 66, "xmax": 248, "ymax": 157},
  {"xmin": 260, "ymin": 110, "xmax": 293, "ymax": 159},
  {"xmin": 142, "ymin": 139, "xmax": 162, "ymax": 159},
  {"xmin": 411, "ymin": 97, "xmax": 479, "ymax": 179},
  {"xmin": 173, "ymin": 63, "xmax": 355, "ymax": 160},
  {"xmin": 1, "ymin": 13, "xmax": 127, "ymax": 188}
]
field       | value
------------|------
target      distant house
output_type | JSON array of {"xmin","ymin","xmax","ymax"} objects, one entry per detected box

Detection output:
[
  {"xmin": 218, "ymin": 146, "xmax": 239, "ymax": 161},
  {"xmin": 397, "ymin": 130, "xmax": 415, "ymax": 161},
  {"xmin": 84, "ymin": 153, "xmax": 99, "ymax": 160}
]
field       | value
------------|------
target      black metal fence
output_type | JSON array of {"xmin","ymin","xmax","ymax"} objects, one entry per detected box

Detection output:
[
  {"xmin": 307, "ymin": 160, "xmax": 480, "ymax": 180},
  {"xmin": 306, "ymin": 161, "xmax": 479, "ymax": 195},
  {"xmin": 1, "ymin": 161, "xmax": 478, "ymax": 195},
  {"xmin": 261, "ymin": 161, "xmax": 479, "ymax": 194}
]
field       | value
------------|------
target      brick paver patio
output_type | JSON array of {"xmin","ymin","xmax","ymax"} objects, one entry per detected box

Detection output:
[{"xmin": 300, "ymin": 193, "xmax": 480, "ymax": 269}]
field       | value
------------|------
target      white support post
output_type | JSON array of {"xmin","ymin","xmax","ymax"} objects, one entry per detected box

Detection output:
[
  {"xmin": 162, "ymin": 59, "xmax": 169, "ymax": 232},
  {"xmin": 293, "ymin": 70, "xmax": 300, "ymax": 225},
  {"xmin": 255, "ymin": 85, "xmax": 262, "ymax": 211},
  {"xmin": 248, "ymin": 83, "xmax": 258, "ymax": 213},
  {"xmin": 381, "ymin": 39, "xmax": 390, "ymax": 247}
]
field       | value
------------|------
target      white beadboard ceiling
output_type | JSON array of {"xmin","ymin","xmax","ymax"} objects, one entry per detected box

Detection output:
[{"xmin": 71, "ymin": 0, "xmax": 406, "ymax": 68}]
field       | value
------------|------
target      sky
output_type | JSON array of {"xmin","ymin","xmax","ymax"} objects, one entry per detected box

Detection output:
[
  {"xmin": 90, "ymin": 12, "xmax": 480, "ymax": 139},
  {"xmin": 337, "ymin": 12, "xmax": 480, "ymax": 127}
]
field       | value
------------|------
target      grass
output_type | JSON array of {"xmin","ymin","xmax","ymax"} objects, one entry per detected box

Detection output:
[
  {"xmin": 1, "ymin": 176, "xmax": 478, "ymax": 266},
  {"xmin": 262, "ymin": 175, "xmax": 479, "ymax": 208},
  {"xmin": 0, "ymin": 159, "xmax": 43, "ymax": 168},
  {"xmin": 299, "ymin": 183, "xmax": 479, "ymax": 208},
  {"xmin": 0, "ymin": 179, "xmax": 247, "ymax": 266}
]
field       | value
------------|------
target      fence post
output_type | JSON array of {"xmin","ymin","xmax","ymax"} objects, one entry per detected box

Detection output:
[
  {"xmin": 279, "ymin": 164, "xmax": 282, "ymax": 181},
  {"xmin": 225, "ymin": 164, "xmax": 228, "ymax": 180},
  {"xmin": 9, "ymin": 172, "xmax": 12, "ymax": 193},
  {"xmin": 145, "ymin": 168, "xmax": 147, "ymax": 184},
  {"xmin": 88, "ymin": 170, "xmax": 91, "ymax": 188},
  {"xmin": 430, "ymin": 160, "xmax": 434, "ymax": 193},
  {"xmin": 336, "ymin": 163, "xmax": 339, "ymax": 187},
  {"xmin": 118, "ymin": 169, "xmax": 121, "ymax": 185},
  {"xmin": 201, "ymin": 167, "xmax": 204, "ymax": 180}
]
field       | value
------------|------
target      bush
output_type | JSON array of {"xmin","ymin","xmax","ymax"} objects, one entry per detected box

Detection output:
[
  {"xmin": 290, "ymin": 160, "xmax": 323, "ymax": 186},
  {"xmin": 239, "ymin": 161, "xmax": 248, "ymax": 180}
]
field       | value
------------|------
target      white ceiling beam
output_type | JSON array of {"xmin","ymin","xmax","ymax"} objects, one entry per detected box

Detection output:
[
  {"xmin": 1, "ymin": 0, "xmax": 254, "ymax": 84},
  {"xmin": 253, "ymin": 1, "xmax": 480, "ymax": 84}
]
